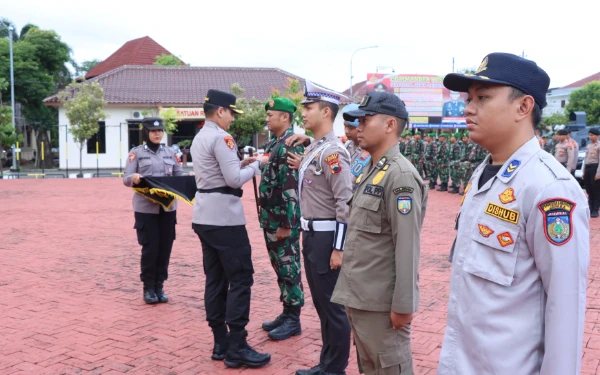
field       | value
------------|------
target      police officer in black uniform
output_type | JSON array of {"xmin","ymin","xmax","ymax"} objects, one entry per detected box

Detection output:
[{"xmin": 123, "ymin": 117, "xmax": 192, "ymax": 304}]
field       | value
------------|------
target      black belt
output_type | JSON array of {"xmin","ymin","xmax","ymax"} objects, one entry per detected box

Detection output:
[
  {"xmin": 585, "ymin": 163, "xmax": 599, "ymax": 169},
  {"xmin": 197, "ymin": 186, "xmax": 243, "ymax": 198}
]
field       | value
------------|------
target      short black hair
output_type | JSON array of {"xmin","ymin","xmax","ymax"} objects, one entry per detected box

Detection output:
[
  {"xmin": 508, "ymin": 87, "xmax": 542, "ymax": 128},
  {"xmin": 318, "ymin": 101, "xmax": 339, "ymax": 121},
  {"xmin": 395, "ymin": 117, "xmax": 407, "ymax": 136},
  {"xmin": 204, "ymin": 102, "xmax": 219, "ymax": 118},
  {"xmin": 282, "ymin": 111, "xmax": 293, "ymax": 125}
]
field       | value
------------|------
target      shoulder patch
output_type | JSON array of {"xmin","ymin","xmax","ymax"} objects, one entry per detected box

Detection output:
[
  {"xmin": 538, "ymin": 198, "xmax": 575, "ymax": 246},
  {"xmin": 363, "ymin": 184, "xmax": 384, "ymax": 198},
  {"xmin": 128, "ymin": 153, "xmax": 136, "ymax": 163},
  {"xmin": 224, "ymin": 136, "xmax": 236, "ymax": 150},
  {"xmin": 397, "ymin": 196, "xmax": 412, "ymax": 215},
  {"xmin": 393, "ymin": 186, "xmax": 414, "ymax": 194},
  {"xmin": 325, "ymin": 153, "xmax": 342, "ymax": 174}
]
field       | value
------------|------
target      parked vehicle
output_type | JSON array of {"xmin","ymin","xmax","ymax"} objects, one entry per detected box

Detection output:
[{"xmin": 575, "ymin": 150, "xmax": 585, "ymax": 186}]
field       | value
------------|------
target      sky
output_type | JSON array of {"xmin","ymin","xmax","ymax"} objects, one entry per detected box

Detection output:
[{"xmin": 3, "ymin": 0, "xmax": 600, "ymax": 93}]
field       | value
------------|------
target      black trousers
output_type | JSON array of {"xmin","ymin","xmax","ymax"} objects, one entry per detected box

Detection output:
[
  {"xmin": 302, "ymin": 230, "xmax": 350, "ymax": 374},
  {"xmin": 585, "ymin": 164, "xmax": 600, "ymax": 210},
  {"xmin": 193, "ymin": 224, "xmax": 254, "ymax": 333},
  {"xmin": 134, "ymin": 208, "xmax": 177, "ymax": 288}
]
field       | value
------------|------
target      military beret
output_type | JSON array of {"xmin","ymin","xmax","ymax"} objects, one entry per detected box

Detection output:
[
  {"xmin": 440, "ymin": 133, "xmax": 449, "ymax": 137},
  {"xmin": 405, "ymin": 131, "xmax": 413, "ymax": 136},
  {"xmin": 589, "ymin": 128, "xmax": 600, "ymax": 136},
  {"xmin": 265, "ymin": 97, "xmax": 297, "ymax": 114},
  {"xmin": 542, "ymin": 134, "xmax": 549, "ymax": 139},
  {"xmin": 556, "ymin": 129, "xmax": 569, "ymax": 135}
]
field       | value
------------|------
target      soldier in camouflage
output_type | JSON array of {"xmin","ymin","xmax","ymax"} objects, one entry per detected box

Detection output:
[
  {"xmin": 259, "ymin": 97, "xmax": 305, "ymax": 341},
  {"xmin": 411, "ymin": 131, "xmax": 426, "ymax": 179},
  {"xmin": 398, "ymin": 134, "xmax": 406, "ymax": 155},
  {"xmin": 436, "ymin": 133, "xmax": 451, "ymax": 191},
  {"xmin": 448, "ymin": 132, "xmax": 463, "ymax": 194},
  {"xmin": 425, "ymin": 133, "xmax": 439, "ymax": 189},
  {"xmin": 404, "ymin": 132, "xmax": 414, "ymax": 160},
  {"xmin": 459, "ymin": 132, "xmax": 476, "ymax": 194}
]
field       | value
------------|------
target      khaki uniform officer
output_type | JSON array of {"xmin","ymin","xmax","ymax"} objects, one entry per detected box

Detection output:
[
  {"xmin": 294, "ymin": 80, "xmax": 352, "ymax": 375},
  {"xmin": 583, "ymin": 127, "xmax": 600, "ymax": 218},
  {"xmin": 123, "ymin": 117, "xmax": 190, "ymax": 304},
  {"xmin": 438, "ymin": 53, "xmax": 589, "ymax": 374},
  {"xmin": 190, "ymin": 89, "xmax": 271, "ymax": 369},
  {"xmin": 553, "ymin": 128, "xmax": 575, "ymax": 169},
  {"xmin": 332, "ymin": 92, "xmax": 427, "ymax": 375}
]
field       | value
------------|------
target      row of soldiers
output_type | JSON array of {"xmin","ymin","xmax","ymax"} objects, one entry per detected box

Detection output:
[{"xmin": 398, "ymin": 131, "xmax": 488, "ymax": 194}]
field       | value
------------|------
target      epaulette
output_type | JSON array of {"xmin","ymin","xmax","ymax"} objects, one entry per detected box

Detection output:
[{"xmin": 539, "ymin": 151, "xmax": 571, "ymax": 180}]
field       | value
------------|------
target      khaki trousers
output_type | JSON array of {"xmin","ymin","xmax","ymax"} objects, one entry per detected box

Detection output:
[{"xmin": 346, "ymin": 307, "xmax": 413, "ymax": 375}]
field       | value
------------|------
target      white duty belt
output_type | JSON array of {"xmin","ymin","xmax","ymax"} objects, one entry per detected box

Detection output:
[{"xmin": 300, "ymin": 217, "xmax": 337, "ymax": 232}]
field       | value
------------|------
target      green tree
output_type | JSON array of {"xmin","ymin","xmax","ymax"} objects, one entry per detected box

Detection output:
[
  {"xmin": 565, "ymin": 82, "xmax": 600, "ymax": 125},
  {"xmin": 154, "ymin": 53, "xmax": 186, "ymax": 66},
  {"xmin": 0, "ymin": 105, "xmax": 23, "ymax": 174},
  {"xmin": 76, "ymin": 59, "xmax": 102, "ymax": 76},
  {"xmin": 541, "ymin": 113, "xmax": 568, "ymax": 129},
  {"xmin": 58, "ymin": 81, "xmax": 107, "ymax": 177},
  {"xmin": 270, "ymin": 77, "xmax": 305, "ymax": 129},
  {"xmin": 229, "ymin": 83, "xmax": 266, "ymax": 147}
]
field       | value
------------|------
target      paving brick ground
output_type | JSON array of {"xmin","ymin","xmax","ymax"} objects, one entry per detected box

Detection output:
[{"xmin": 0, "ymin": 178, "xmax": 599, "ymax": 375}]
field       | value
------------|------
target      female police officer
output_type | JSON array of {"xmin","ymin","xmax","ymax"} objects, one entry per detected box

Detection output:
[{"xmin": 123, "ymin": 117, "xmax": 193, "ymax": 304}]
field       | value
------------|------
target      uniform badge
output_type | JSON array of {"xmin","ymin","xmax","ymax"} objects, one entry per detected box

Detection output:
[
  {"xmin": 304, "ymin": 178, "xmax": 313, "ymax": 185},
  {"xmin": 372, "ymin": 170, "xmax": 386, "ymax": 185},
  {"xmin": 397, "ymin": 196, "xmax": 412, "ymax": 215},
  {"xmin": 224, "ymin": 136, "xmax": 235, "ymax": 150},
  {"xmin": 499, "ymin": 188, "xmax": 516, "ymax": 204},
  {"xmin": 501, "ymin": 159, "xmax": 520, "ymax": 178},
  {"xmin": 497, "ymin": 232, "xmax": 514, "ymax": 247},
  {"xmin": 538, "ymin": 198, "xmax": 576, "ymax": 246},
  {"xmin": 128, "ymin": 153, "xmax": 136, "ymax": 163},
  {"xmin": 393, "ymin": 187, "xmax": 414, "ymax": 194},
  {"xmin": 485, "ymin": 203, "xmax": 520, "ymax": 224},
  {"xmin": 269, "ymin": 100, "xmax": 275, "ymax": 108},
  {"xmin": 476, "ymin": 56, "xmax": 488, "ymax": 74},
  {"xmin": 359, "ymin": 150, "xmax": 370, "ymax": 161},
  {"xmin": 478, "ymin": 224, "xmax": 494, "ymax": 238},
  {"xmin": 460, "ymin": 182, "xmax": 472, "ymax": 206},
  {"xmin": 376, "ymin": 157, "xmax": 387, "ymax": 169},
  {"xmin": 325, "ymin": 153, "xmax": 341, "ymax": 174},
  {"xmin": 364, "ymin": 184, "xmax": 384, "ymax": 198}
]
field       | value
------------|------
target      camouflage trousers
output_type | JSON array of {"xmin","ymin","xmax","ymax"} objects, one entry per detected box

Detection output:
[
  {"xmin": 410, "ymin": 156, "xmax": 424, "ymax": 179},
  {"xmin": 425, "ymin": 160, "xmax": 437, "ymax": 182},
  {"xmin": 438, "ymin": 163, "xmax": 449, "ymax": 183},
  {"xmin": 460, "ymin": 161, "xmax": 474, "ymax": 186},
  {"xmin": 449, "ymin": 161, "xmax": 461, "ymax": 185},
  {"xmin": 264, "ymin": 228, "xmax": 304, "ymax": 307}
]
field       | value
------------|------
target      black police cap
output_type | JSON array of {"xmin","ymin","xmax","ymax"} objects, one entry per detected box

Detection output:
[
  {"xmin": 556, "ymin": 129, "xmax": 569, "ymax": 135},
  {"xmin": 444, "ymin": 52, "xmax": 550, "ymax": 108},
  {"xmin": 204, "ymin": 89, "xmax": 243, "ymax": 114},
  {"xmin": 141, "ymin": 117, "xmax": 165, "ymax": 130},
  {"xmin": 343, "ymin": 92, "xmax": 409, "ymax": 122},
  {"xmin": 589, "ymin": 128, "xmax": 600, "ymax": 136}
]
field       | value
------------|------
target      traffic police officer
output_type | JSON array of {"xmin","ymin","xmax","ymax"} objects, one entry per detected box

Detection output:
[
  {"xmin": 438, "ymin": 52, "xmax": 589, "ymax": 374},
  {"xmin": 259, "ymin": 97, "xmax": 305, "ymax": 340},
  {"xmin": 332, "ymin": 91, "xmax": 428, "ymax": 375},
  {"xmin": 583, "ymin": 127, "xmax": 600, "ymax": 218},
  {"xmin": 123, "ymin": 117, "xmax": 191, "ymax": 304},
  {"xmin": 190, "ymin": 89, "xmax": 271, "ymax": 368},
  {"xmin": 342, "ymin": 103, "xmax": 372, "ymax": 184},
  {"xmin": 294, "ymin": 80, "xmax": 352, "ymax": 375}
]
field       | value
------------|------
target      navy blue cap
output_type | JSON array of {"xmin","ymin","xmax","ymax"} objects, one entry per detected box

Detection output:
[
  {"xmin": 141, "ymin": 117, "xmax": 165, "ymax": 130},
  {"xmin": 443, "ymin": 52, "xmax": 550, "ymax": 108},
  {"xmin": 589, "ymin": 128, "xmax": 600, "ymax": 136},
  {"xmin": 343, "ymin": 92, "xmax": 409, "ymax": 122}
]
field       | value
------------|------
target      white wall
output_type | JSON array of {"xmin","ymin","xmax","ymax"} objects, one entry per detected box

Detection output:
[
  {"xmin": 58, "ymin": 106, "xmax": 168, "ymax": 170},
  {"xmin": 543, "ymin": 87, "xmax": 578, "ymax": 116}
]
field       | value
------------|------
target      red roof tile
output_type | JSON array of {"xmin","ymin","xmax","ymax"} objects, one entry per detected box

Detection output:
[
  {"xmin": 562, "ymin": 71, "xmax": 600, "ymax": 89},
  {"xmin": 85, "ymin": 36, "xmax": 182, "ymax": 79}
]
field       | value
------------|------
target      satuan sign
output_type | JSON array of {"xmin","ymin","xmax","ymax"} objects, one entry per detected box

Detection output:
[{"xmin": 160, "ymin": 107, "xmax": 205, "ymax": 120}]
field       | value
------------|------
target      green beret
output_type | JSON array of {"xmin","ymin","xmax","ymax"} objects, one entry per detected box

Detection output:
[
  {"xmin": 265, "ymin": 97, "xmax": 297, "ymax": 113},
  {"xmin": 440, "ymin": 133, "xmax": 449, "ymax": 137},
  {"xmin": 542, "ymin": 134, "xmax": 549, "ymax": 139},
  {"xmin": 463, "ymin": 131, "xmax": 469, "ymax": 137},
  {"xmin": 405, "ymin": 131, "xmax": 413, "ymax": 136}
]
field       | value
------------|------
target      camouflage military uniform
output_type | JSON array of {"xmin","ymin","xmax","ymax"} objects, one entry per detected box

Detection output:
[
  {"xmin": 459, "ymin": 141, "xmax": 476, "ymax": 186},
  {"xmin": 448, "ymin": 140, "xmax": 463, "ymax": 189},
  {"xmin": 398, "ymin": 140, "xmax": 406, "ymax": 155},
  {"xmin": 259, "ymin": 127, "xmax": 304, "ymax": 308},
  {"xmin": 436, "ymin": 140, "xmax": 451, "ymax": 185},
  {"xmin": 425, "ymin": 139, "xmax": 439, "ymax": 187},
  {"xmin": 411, "ymin": 139, "xmax": 426, "ymax": 178}
]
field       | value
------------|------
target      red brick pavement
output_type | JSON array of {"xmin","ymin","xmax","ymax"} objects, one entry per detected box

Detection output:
[{"xmin": 0, "ymin": 178, "xmax": 599, "ymax": 375}]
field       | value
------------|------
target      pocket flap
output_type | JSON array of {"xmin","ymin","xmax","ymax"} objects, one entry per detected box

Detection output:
[
  {"xmin": 471, "ymin": 218, "xmax": 519, "ymax": 254},
  {"xmin": 133, "ymin": 221, "xmax": 144, "ymax": 230},
  {"xmin": 354, "ymin": 196, "xmax": 381, "ymax": 212},
  {"xmin": 164, "ymin": 158, "xmax": 176, "ymax": 165},
  {"xmin": 379, "ymin": 345, "xmax": 411, "ymax": 368}
]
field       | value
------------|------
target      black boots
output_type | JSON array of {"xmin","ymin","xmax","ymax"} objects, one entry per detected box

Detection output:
[
  {"xmin": 449, "ymin": 185, "xmax": 460, "ymax": 194},
  {"xmin": 224, "ymin": 330, "xmax": 271, "ymax": 368},
  {"xmin": 429, "ymin": 181, "xmax": 436, "ymax": 190},
  {"xmin": 262, "ymin": 307, "xmax": 289, "ymax": 331},
  {"xmin": 437, "ymin": 182, "xmax": 448, "ymax": 192},
  {"xmin": 155, "ymin": 282, "xmax": 168, "ymax": 303},
  {"xmin": 296, "ymin": 363, "xmax": 323, "ymax": 375},
  {"xmin": 268, "ymin": 306, "xmax": 301, "ymax": 340},
  {"xmin": 211, "ymin": 326, "xmax": 229, "ymax": 361},
  {"xmin": 143, "ymin": 285, "xmax": 158, "ymax": 304},
  {"xmin": 590, "ymin": 200, "xmax": 599, "ymax": 218}
]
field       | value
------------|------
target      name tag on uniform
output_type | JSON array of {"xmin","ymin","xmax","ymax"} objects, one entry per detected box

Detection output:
[
  {"xmin": 363, "ymin": 184, "xmax": 383, "ymax": 198},
  {"xmin": 485, "ymin": 203, "xmax": 520, "ymax": 224},
  {"xmin": 138, "ymin": 157, "xmax": 150, "ymax": 160}
]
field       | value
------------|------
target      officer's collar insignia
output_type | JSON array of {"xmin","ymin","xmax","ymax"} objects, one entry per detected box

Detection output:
[
  {"xmin": 376, "ymin": 157, "xmax": 387, "ymax": 169},
  {"xmin": 476, "ymin": 56, "xmax": 488, "ymax": 74},
  {"xmin": 478, "ymin": 224, "xmax": 494, "ymax": 238},
  {"xmin": 538, "ymin": 198, "xmax": 576, "ymax": 246},
  {"xmin": 497, "ymin": 231, "xmax": 514, "ymax": 247},
  {"xmin": 356, "ymin": 173, "xmax": 363, "ymax": 184},
  {"xmin": 501, "ymin": 159, "xmax": 520, "ymax": 178},
  {"xmin": 154, "ymin": 121, "xmax": 159, "ymax": 126},
  {"xmin": 397, "ymin": 196, "xmax": 412, "ymax": 215},
  {"xmin": 499, "ymin": 188, "xmax": 516, "ymax": 204},
  {"xmin": 382, "ymin": 164, "xmax": 390, "ymax": 171},
  {"xmin": 393, "ymin": 186, "xmax": 414, "ymax": 194},
  {"xmin": 485, "ymin": 202, "xmax": 519, "ymax": 224}
]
